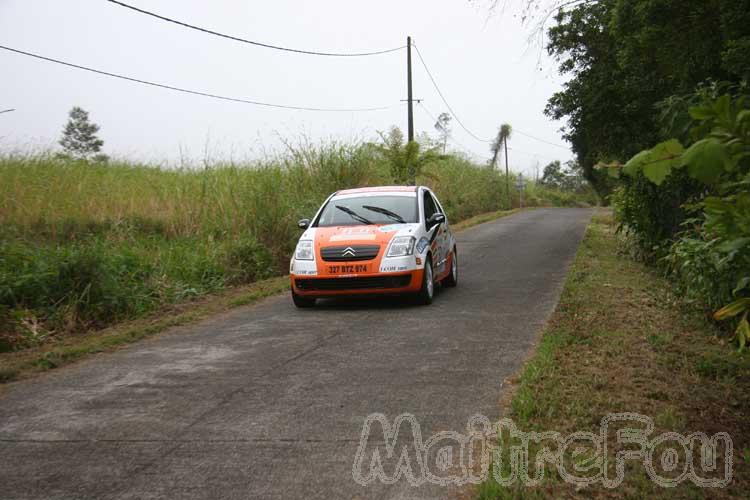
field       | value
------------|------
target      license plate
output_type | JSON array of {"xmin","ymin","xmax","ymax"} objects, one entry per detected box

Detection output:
[{"xmin": 328, "ymin": 264, "xmax": 369, "ymax": 274}]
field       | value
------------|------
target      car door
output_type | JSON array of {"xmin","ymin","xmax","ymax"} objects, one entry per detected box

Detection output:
[
  {"xmin": 430, "ymin": 192, "xmax": 452, "ymax": 277},
  {"xmin": 423, "ymin": 189, "xmax": 450, "ymax": 278}
]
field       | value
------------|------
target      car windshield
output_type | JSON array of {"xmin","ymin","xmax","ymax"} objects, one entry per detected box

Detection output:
[{"xmin": 316, "ymin": 195, "xmax": 417, "ymax": 227}]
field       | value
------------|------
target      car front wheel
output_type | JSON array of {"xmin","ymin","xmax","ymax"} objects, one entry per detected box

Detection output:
[{"xmin": 415, "ymin": 256, "xmax": 434, "ymax": 305}]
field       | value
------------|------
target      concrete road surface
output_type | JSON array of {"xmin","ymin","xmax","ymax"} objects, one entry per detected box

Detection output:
[{"xmin": 0, "ymin": 208, "xmax": 592, "ymax": 499}]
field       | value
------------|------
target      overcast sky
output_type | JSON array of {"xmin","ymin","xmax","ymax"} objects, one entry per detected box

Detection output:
[{"xmin": 0, "ymin": 0, "xmax": 572, "ymax": 175}]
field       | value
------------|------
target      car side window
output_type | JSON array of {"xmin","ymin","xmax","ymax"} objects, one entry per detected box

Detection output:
[{"xmin": 423, "ymin": 191, "xmax": 437, "ymax": 223}]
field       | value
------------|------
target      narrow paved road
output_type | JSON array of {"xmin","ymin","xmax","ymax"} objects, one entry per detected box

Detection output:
[{"xmin": 0, "ymin": 208, "xmax": 591, "ymax": 499}]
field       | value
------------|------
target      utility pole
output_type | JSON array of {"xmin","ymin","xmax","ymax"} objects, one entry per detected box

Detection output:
[
  {"xmin": 406, "ymin": 36, "xmax": 414, "ymax": 143},
  {"xmin": 504, "ymin": 136, "xmax": 510, "ymax": 209}
]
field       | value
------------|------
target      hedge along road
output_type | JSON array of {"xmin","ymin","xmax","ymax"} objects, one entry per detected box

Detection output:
[{"xmin": 0, "ymin": 208, "xmax": 592, "ymax": 499}]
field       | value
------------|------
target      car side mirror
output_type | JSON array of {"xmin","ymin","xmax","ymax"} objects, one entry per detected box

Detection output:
[
  {"xmin": 427, "ymin": 213, "xmax": 445, "ymax": 229},
  {"xmin": 298, "ymin": 219, "xmax": 310, "ymax": 230}
]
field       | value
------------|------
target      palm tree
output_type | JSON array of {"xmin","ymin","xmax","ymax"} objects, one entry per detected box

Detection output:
[{"xmin": 490, "ymin": 123, "xmax": 512, "ymax": 209}]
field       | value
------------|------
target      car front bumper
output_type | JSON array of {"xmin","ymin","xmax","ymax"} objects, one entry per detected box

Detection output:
[{"xmin": 290, "ymin": 270, "xmax": 423, "ymax": 297}]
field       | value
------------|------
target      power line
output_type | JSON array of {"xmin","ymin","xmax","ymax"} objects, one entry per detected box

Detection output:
[
  {"xmin": 419, "ymin": 103, "xmax": 473, "ymax": 153},
  {"xmin": 508, "ymin": 146, "xmax": 558, "ymax": 161},
  {"xmin": 420, "ymin": 102, "xmax": 561, "ymax": 162},
  {"xmin": 419, "ymin": 102, "xmax": 480, "ymax": 158},
  {"xmin": 419, "ymin": 102, "xmax": 561, "ymax": 165},
  {"xmin": 0, "ymin": 45, "xmax": 398, "ymax": 112},
  {"xmin": 418, "ymin": 102, "xmax": 485, "ymax": 161},
  {"xmin": 0, "ymin": 108, "xmax": 15, "ymax": 114},
  {"xmin": 106, "ymin": 0, "xmax": 405, "ymax": 57},
  {"xmin": 418, "ymin": 101, "xmax": 438, "ymax": 126},
  {"xmin": 411, "ymin": 42, "xmax": 493, "ymax": 143},
  {"xmin": 514, "ymin": 129, "xmax": 569, "ymax": 149},
  {"xmin": 412, "ymin": 42, "xmax": 570, "ymax": 151}
]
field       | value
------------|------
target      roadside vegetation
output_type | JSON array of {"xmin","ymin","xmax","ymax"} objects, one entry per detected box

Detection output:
[
  {"xmin": 477, "ymin": 212, "xmax": 749, "ymax": 498},
  {"xmin": 536, "ymin": 0, "xmax": 750, "ymax": 350},
  {"xmin": 472, "ymin": 1, "xmax": 749, "ymax": 497},
  {"xmin": 610, "ymin": 88, "xmax": 750, "ymax": 348},
  {"xmin": 0, "ymin": 132, "xmax": 592, "ymax": 379}
]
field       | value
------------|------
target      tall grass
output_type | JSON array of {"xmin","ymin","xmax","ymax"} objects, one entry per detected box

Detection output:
[
  {"xmin": 524, "ymin": 182, "xmax": 599, "ymax": 208},
  {"xmin": 420, "ymin": 155, "xmax": 507, "ymax": 220},
  {"xmin": 0, "ymin": 142, "xmax": 587, "ymax": 351}
]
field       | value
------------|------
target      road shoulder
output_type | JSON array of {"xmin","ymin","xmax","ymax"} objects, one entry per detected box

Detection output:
[{"xmin": 475, "ymin": 210, "xmax": 748, "ymax": 498}]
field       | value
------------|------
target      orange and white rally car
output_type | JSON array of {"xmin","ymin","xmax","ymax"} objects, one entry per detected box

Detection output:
[{"xmin": 289, "ymin": 186, "xmax": 457, "ymax": 307}]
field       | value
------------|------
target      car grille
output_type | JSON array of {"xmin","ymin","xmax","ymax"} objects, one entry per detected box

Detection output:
[
  {"xmin": 295, "ymin": 275, "xmax": 412, "ymax": 291},
  {"xmin": 320, "ymin": 245, "xmax": 380, "ymax": 262}
]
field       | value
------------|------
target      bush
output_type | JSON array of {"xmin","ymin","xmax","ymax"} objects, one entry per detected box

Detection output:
[
  {"xmin": 613, "ymin": 89, "xmax": 750, "ymax": 347},
  {"xmin": 664, "ymin": 230, "xmax": 743, "ymax": 311},
  {"xmin": 0, "ymin": 138, "xmax": 574, "ymax": 351},
  {"xmin": 0, "ymin": 240, "xmax": 156, "ymax": 336},
  {"xmin": 527, "ymin": 184, "xmax": 598, "ymax": 208},
  {"xmin": 420, "ymin": 156, "xmax": 507, "ymax": 219},
  {"xmin": 223, "ymin": 235, "xmax": 276, "ymax": 284},
  {"xmin": 611, "ymin": 170, "xmax": 704, "ymax": 261}
]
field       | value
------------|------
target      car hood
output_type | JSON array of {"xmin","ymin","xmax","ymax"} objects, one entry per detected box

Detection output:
[{"xmin": 303, "ymin": 223, "xmax": 420, "ymax": 247}]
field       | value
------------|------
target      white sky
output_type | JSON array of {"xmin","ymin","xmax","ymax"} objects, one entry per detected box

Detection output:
[{"xmin": 0, "ymin": 0, "xmax": 572, "ymax": 175}]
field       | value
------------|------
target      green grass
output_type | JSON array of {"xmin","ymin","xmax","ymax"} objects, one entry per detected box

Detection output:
[
  {"xmin": 0, "ymin": 206, "xmax": 524, "ymax": 384},
  {"xmin": 476, "ymin": 211, "xmax": 749, "ymax": 499},
  {"xmin": 0, "ymin": 276, "xmax": 289, "ymax": 383},
  {"xmin": 0, "ymin": 143, "xmax": 593, "ymax": 378},
  {"xmin": 0, "ymin": 146, "xmax": 384, "ymax": 350}
]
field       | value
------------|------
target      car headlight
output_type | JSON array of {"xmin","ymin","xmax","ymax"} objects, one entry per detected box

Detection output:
[
  {"xmin": 294, "ymin": 240, "xmax": 314, "ymax": 260},
  {"xmin": 387, "ymin": 236, "xmax": 416, "ymax": 257}
]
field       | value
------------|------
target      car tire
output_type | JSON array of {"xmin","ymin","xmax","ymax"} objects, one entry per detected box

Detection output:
[
  {"xmin": 415, "ymin": 256, "xmax": 434, "ymax": 305},
  {"xmin": 442, "ymin": 248, "xmax": 458, "ymax": 287},
  {"xmin": 292, "ymin": 290, "xmax": 316, "ymax": 308}
]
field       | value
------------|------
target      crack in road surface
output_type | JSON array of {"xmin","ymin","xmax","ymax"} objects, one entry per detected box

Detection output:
[{"xmin": 0, "ymin": 208, "xmax": 592, "ymax": 499}]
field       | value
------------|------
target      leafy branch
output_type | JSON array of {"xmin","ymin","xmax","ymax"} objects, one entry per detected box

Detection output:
[{"xmin": 602, "ymin": 94, "xmax": 750, "ymax": 349}]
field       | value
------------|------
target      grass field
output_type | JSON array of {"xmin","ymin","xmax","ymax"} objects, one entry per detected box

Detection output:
[
  {"xmin": 0, "ymin": 143, "xmax": 594, "ymax": 367},
  {"xmin": 476, "ymin": 211, "xmax": 749, "ymax": 498}
]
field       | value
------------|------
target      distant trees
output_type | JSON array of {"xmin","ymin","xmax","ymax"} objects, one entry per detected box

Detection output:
[
  {"xmin": 540, "ymin": 160, "xmax": 565, "ymax": 187},
  {"xmin": 540, "ymin": 160, "xmax": 587, "ymax": 192},
  {"xmin": 59, "ymin": 107, "xmax": 108, "ymax": 162},
  {"xmin": 544, "ymin": 0, "xmax": 750, "ymax": 199},
  {"xmin": 434, "ymin": 112, "xmax": 452, "ymax": 153}
]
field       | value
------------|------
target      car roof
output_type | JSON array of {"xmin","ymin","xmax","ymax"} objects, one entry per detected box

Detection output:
[{"xmin": 335, "ymin": 185, "xmax": 421, "ymax": 196}]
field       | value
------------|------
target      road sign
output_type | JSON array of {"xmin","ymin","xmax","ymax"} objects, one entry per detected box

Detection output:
[{"xmin": 516, "ymin": 174, "xmax": 526, "ymax": 208}]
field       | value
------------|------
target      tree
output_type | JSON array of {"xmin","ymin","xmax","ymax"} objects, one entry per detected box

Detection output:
[
  {"xmin": 490, "ymin": 123, "xmax": 513, "ymax": 208},
  {"xmin": 374, "ymin": 126, "xmax": 442, "ymax": 185},
  {"xmin": 59, "ymin": 106, "xmax": 107, "ymax": 161},
  {"xmin": 540, "ymin": 160, "xmax": 565, "ymax": 188},
  {"xmin": 544, "ymin": 0, "xmax": 750, "ymax": 199},
  {"xmin": 434, "ymin": 112, "xmax": 452, "ymax": 153},
  {"xmin": 540, "ymin": 160, "xmax": 587, "ymax": 191},
  {"xmin": 562, "ymin": 160, "xmax": 587, "ymax": 192}
]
